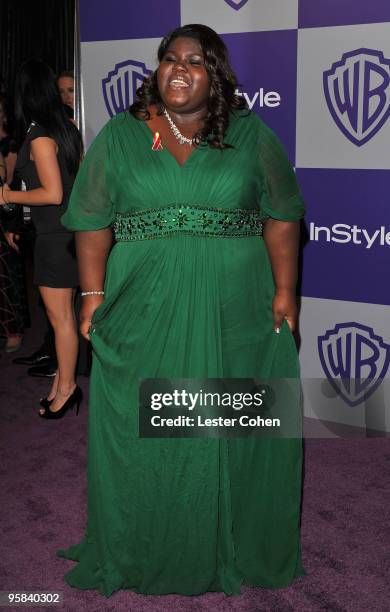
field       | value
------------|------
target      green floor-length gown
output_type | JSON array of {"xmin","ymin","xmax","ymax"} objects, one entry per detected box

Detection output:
[{"xmin": 58, "ymin": 109, "xmax": 306, "ymax": 597}]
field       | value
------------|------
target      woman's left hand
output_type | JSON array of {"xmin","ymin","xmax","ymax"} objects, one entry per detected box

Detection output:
[
  {"xmin": 272, "ymin": 289, "xmax": 297, "ymax": 333},
  {"xmin": 0, "ymin": 183, "xmax": 11, "ymax": 205},
  {"xmin": 4, "ymin": 231, "xmax": 20, "ymax": 252}
]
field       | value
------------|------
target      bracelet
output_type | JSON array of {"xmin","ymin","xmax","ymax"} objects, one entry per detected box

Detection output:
[{"xmin": 80, "ymin": 290, "xmax": 105, "ymax": 296}]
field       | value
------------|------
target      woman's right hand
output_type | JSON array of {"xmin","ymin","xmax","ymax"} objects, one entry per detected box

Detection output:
[
  {"xmin": 0, "ymin": 183, "xmax": 11, "ymax": 205},
  {"xmin": 79, "ymin": 296, "xmax": 104, "ymax": 341}
]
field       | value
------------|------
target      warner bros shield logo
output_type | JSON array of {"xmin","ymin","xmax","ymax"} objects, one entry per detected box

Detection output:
[
  {"xmin": 224, "ymin": 0, "xmax": 249, "ymax": 10},
  {"xmin": 102, "ymin": 60, "xmax": 152, "ymax": 118},
  {"xmin": 318, "ymin": 322, "xmax": 390, "ymax": 407},
  {"xmin": 323, "ymin": 48, "xmax": 390, "ymax": 146}
]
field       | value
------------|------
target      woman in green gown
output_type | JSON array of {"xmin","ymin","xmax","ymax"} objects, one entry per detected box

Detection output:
[{"xmin": 58, "ymin": 24, "xmax": 306, "ymax": 597}]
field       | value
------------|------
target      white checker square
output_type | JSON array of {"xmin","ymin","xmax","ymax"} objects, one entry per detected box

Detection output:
[
  {"xmin": 81, "ymin": 38, "xmax": 159, "ymax": 146},
  {"xmin": 180, "ymin": 0, "xmax": 298, "ymax": 34},
  {"xmin": 296, "ymin": 22, "xmax": 390, "ymax": 169},
  {"xmin": 299, "ymin": 296, "xmax": 390, "ymax": 432}
]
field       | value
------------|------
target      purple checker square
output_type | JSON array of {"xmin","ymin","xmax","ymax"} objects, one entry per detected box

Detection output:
[
  {"xmin": 299, "ymin": 0, "xmax": 390, "ymax": 29},
  {"xmin": 80, "ymin": 0, "xmax": 180, "ymax": 42},
  {"xmin": 223, "ymin": 30, "xmax": 298, "ymax": 164},
  {"xmin": 297, "ymin": 168, "xmax": 390, "ymax": 306}
]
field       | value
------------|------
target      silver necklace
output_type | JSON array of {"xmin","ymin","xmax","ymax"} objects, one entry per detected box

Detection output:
[{"xmin": 163, "ymin": 108, "xmax": 196, "ymax": 146}]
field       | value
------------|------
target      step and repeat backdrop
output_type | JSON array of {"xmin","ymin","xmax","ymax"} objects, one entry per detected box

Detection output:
[{"xmin": 79, "ymin": 0, "xmax": 390, "ymax": 433}]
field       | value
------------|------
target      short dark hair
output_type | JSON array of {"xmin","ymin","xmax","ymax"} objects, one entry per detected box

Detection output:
[
  {"xmin": 15, "ymin": 60, "xmax": 82, "ymax": 175},
  {"xmin": 58, "ymin": 70, "xmax": 74, "ymax": 81},
  {"xmin": 130, "ymin": 24, "xmax": 247, "ymax": 149}
]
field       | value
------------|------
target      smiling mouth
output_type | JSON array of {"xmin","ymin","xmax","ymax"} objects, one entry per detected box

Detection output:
[{"xmin": 169, "ymin": 77, "xmax": 190, "ymax": 89}]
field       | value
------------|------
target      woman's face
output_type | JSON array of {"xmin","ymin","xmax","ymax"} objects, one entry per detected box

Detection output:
[
  {"xmin": 157, "ymin": 37, "xmax": 210, "ymax": 115},
  {"xmin": 58, "ymin": 76, "xmax": 75, "ymax": 108}
]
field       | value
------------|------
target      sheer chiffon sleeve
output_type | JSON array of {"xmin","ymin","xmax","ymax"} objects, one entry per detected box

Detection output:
[
  {"xmin": 61, "ymin": 122, "xmax": 115, "ymax": 231},
  {"xmin": 259, "ymin": 122, "xmax": 305, "ymax": 222}
]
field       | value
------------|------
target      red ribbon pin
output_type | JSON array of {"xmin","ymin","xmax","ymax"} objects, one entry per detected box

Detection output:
[{"xmin": 152, "ymin": 131, "xmax": 163, "ymax": 151}]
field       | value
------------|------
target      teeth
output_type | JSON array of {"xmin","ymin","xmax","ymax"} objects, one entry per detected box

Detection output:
[{"xmin": 170, "ymin": 78, "xmax": 189, "ymax": 86}]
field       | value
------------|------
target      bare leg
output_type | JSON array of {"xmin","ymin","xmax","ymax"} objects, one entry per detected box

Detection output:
[
  {"xmin": 46, "ymin": 370, "xmax": 59, "ymax": 401},
  {"xmin": 38, "ymin": 287, "xmax": 78, "ymax": 413}
]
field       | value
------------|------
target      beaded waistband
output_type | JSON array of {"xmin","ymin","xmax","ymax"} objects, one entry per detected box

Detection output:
[{"xmin": 113, "ymin": 205, "xmax": 263, "ymax": 241}]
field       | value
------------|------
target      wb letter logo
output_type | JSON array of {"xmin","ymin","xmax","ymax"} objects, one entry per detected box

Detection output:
[
  {"xmin": 102, "ymin": 60, "xmax": 152, "ymax": 118},
  {"xmin": 318, "ymin": 322, "xmax": 390, "ymax": 407},
  {"xmin": 224, "ymin": 0, "xmax": 249, "ymax": 10},
  {"xmin": 323, "ymin": 48, "xmax": 390, "ymax": 146}
]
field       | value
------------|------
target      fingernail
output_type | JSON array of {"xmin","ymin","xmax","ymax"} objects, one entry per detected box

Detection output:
[{"xmin": 275, "ymin": 327, "xmax": 280, "ymax": 334}]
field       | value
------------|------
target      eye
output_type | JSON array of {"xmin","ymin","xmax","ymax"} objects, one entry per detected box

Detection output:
[
  {"xmin": 163, "ymin": 55, "xmax": 176, "ymax": 62},
  {"xmin": 189, "ymin": 58, "xmax": 203, "ymax": 65}
]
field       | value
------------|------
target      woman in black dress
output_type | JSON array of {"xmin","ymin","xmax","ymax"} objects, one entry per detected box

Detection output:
[{"xmin": 0, "ymin": 60, "xmax": 83, "ymax": 417}]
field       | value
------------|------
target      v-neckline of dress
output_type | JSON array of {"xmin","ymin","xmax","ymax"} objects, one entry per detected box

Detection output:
[{"xmin": 139, "ymin": 119, "xmax": 205, "ymax": 170}]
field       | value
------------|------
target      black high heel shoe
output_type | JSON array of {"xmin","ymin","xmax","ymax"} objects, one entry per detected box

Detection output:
[
  {"xmin": 38, "ymin": 386, "xmax": 83, "ymax": 419},
  {"xmin": 40, "ymin": 397, "xmax": 53, "ymax": 409}
]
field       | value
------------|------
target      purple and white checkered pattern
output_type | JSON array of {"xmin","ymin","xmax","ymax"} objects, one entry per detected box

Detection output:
[{"xmin": 79, "ymin": 0, "xmax": 390, "ymax": 418}]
